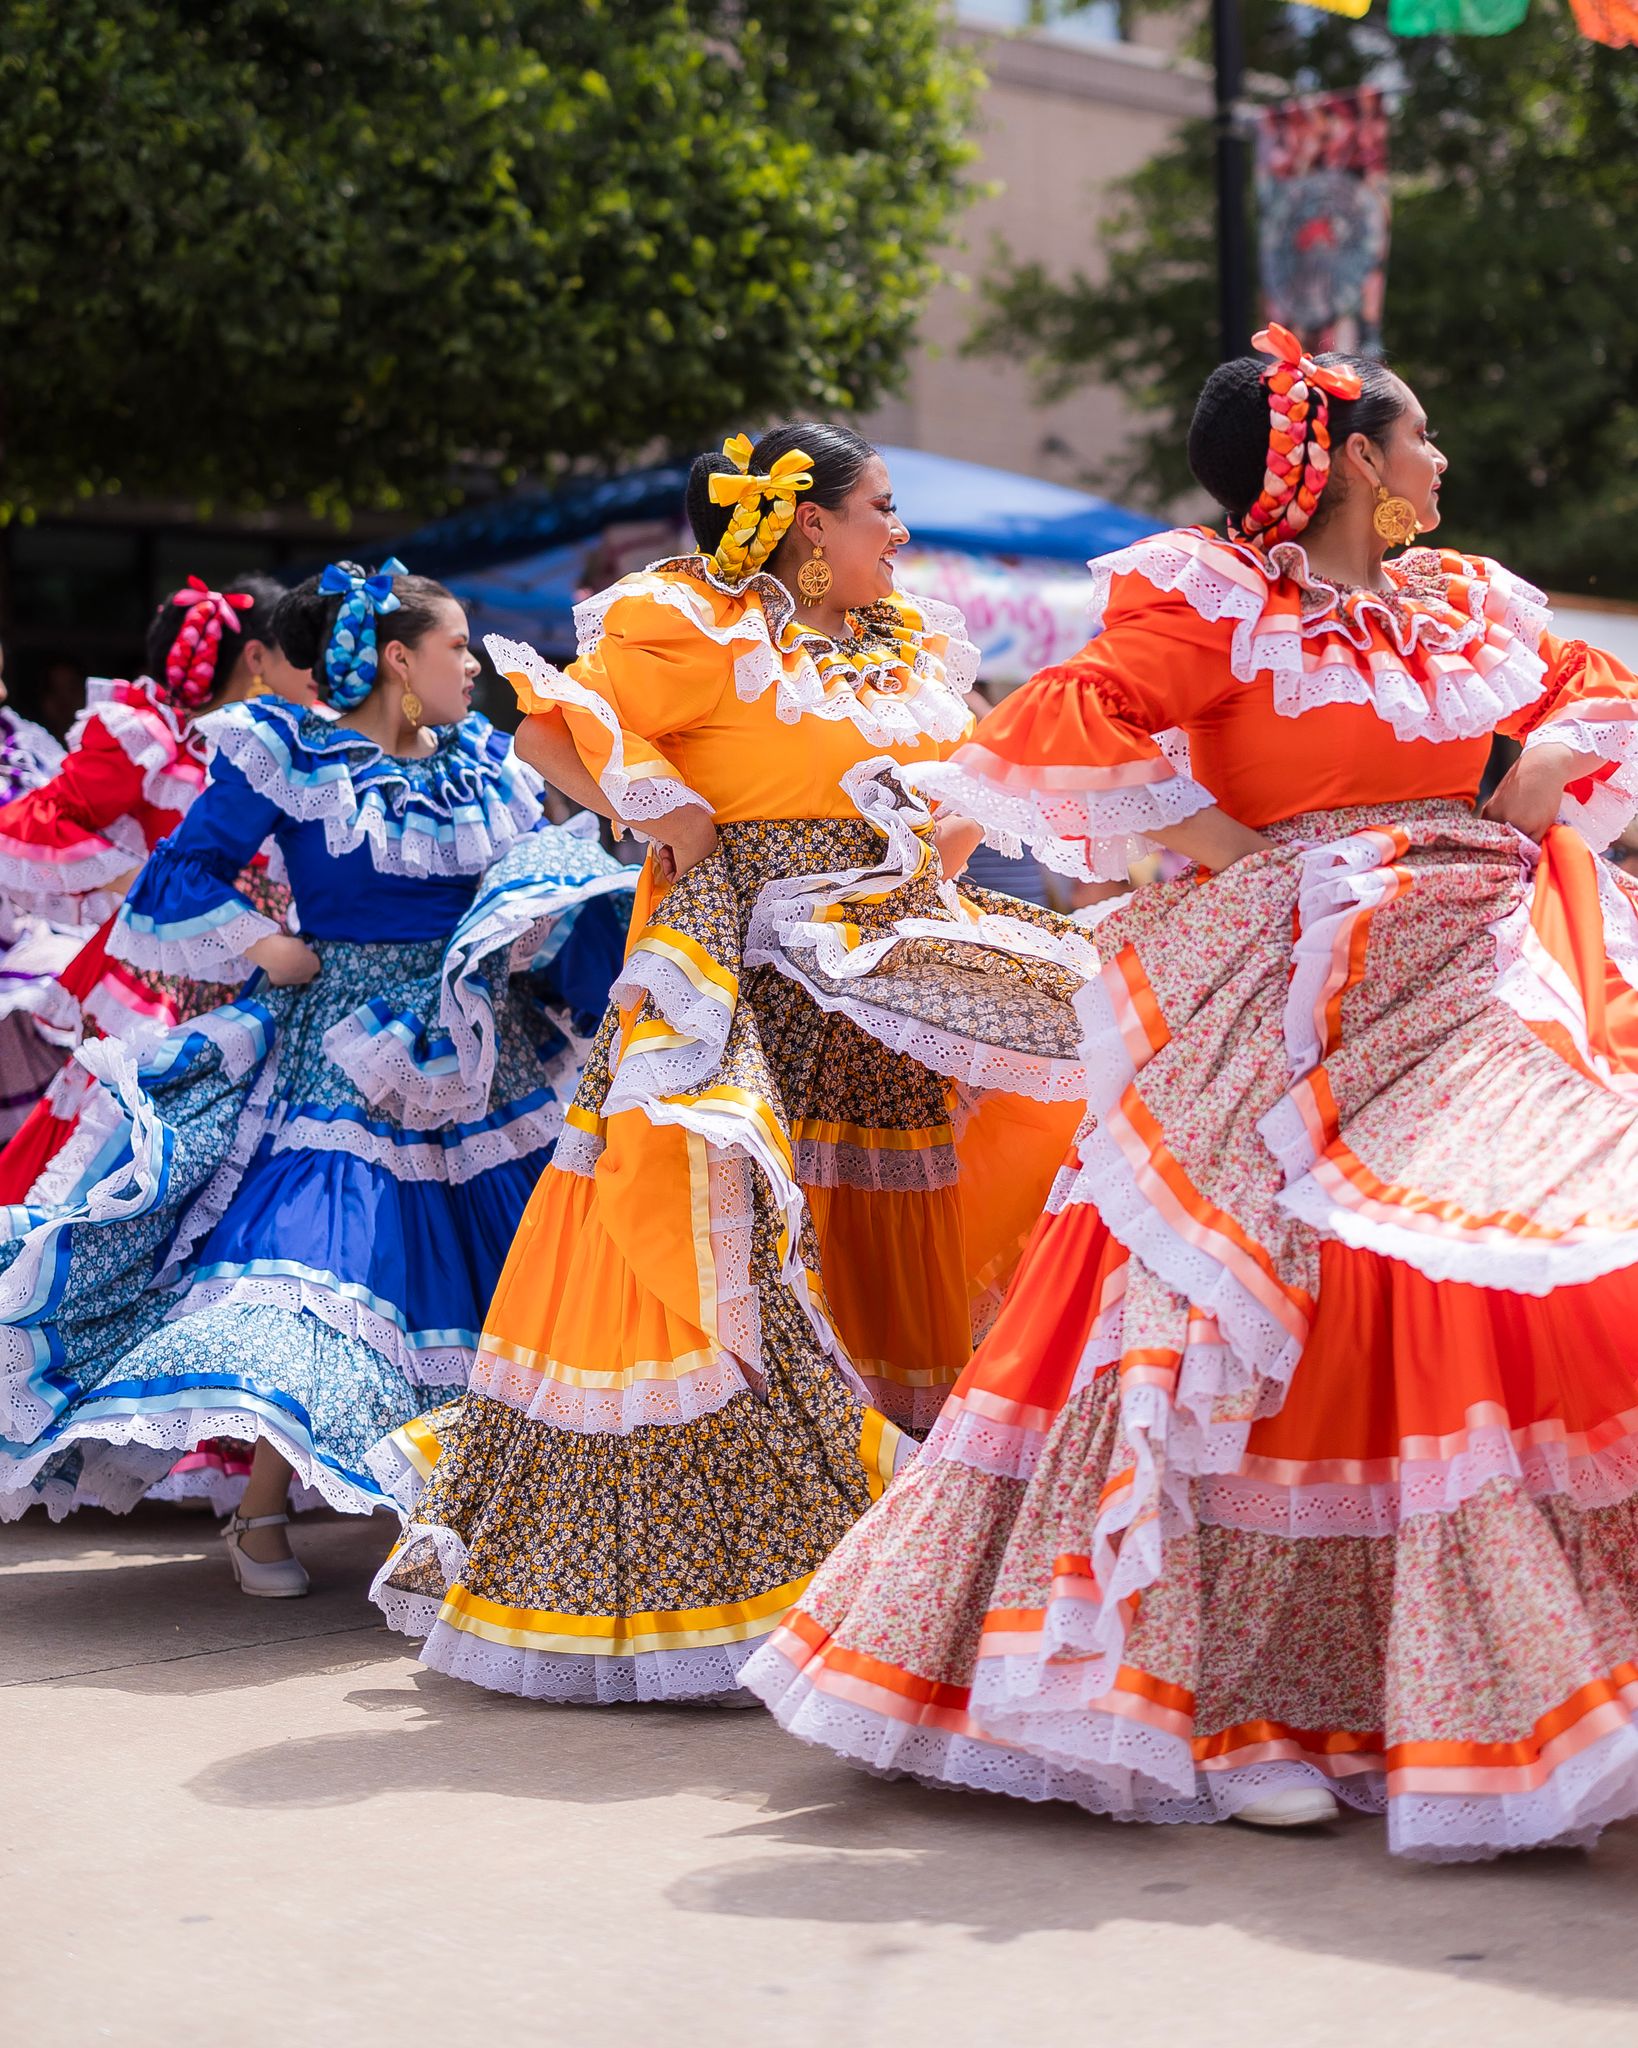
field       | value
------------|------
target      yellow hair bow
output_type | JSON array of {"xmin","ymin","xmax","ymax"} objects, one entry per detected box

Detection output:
[
  {"xmin": 708, "ymin": 446, "xmax": 814, "ymax": 509},
  {"xmin": 721, "ymin": 432, "xmax": 755, "ymax": 474}
]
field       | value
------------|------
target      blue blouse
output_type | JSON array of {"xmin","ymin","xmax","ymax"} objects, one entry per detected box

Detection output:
[{"xmin": 115, "ymin": 699, "xmax": 544, "ymax": 974}]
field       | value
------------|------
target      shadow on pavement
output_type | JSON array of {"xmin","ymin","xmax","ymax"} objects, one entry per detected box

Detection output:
[
  {"xmin": 0, "ymin": 1503, "xmax": 402, "ymax": 1690},
  {"xmin": 14, "ymin": 1498, "xmax": 1638, "ymax": 2015},
  {"xmin": 183, "ymin": 1655, "xmax": 1638, "ymax": 2012}
]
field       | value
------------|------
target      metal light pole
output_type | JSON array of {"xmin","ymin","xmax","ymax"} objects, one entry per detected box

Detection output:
[{"xmin": 1211, "ymin": 0, "xmax": 1253, "ymax": 361}]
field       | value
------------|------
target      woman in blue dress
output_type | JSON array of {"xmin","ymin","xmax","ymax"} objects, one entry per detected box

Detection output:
[{"xmin": 0, "ymin": 561, "xmax": 635, "ymax": 1595}]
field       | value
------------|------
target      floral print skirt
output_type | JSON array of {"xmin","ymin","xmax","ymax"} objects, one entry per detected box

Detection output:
[
  {"xmin": 745, "ymin": 798, "xmax": 1638, "ymax": 1861},
  {"xmin": 371, "ymin": 789, "xmax": 1090, "ymax": 1703}
]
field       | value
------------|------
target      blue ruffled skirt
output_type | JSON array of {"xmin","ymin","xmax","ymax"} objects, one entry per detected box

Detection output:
[{"xmin": 0, "ymin": 828, "xmax": 633, "ymax": 1518}]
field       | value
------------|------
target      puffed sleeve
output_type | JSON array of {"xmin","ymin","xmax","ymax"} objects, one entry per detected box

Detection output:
[
  {"xmin": 910, "ymin": 576, "xmax": 1227, "ymax": 879},
  {"xmin": 109, "ymin": 754, "xmax": 287, "ymax": 980},
  {"xmin": 0, "ymin": 718, "xmax": 152, "ymax": 916},
  {"xmin": 486, "ymin": 590, "xmax": 728, "ymax": 821},
  {"xmin": 1502, "ymin": 632, "xmax": 1638, "ymax": 849}
]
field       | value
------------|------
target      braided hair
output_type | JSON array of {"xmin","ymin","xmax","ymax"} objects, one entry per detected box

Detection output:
[
  {"xmin": 686, "ymin": 422, "xmax": 875, "ymax": 579},
  {"xmin": 143, "ymin": 574, "xmax": 285, "ymax": 711},
  {"xmin": 1188, "ymin": 350, "xmax": 1405, "ymax": 538}
]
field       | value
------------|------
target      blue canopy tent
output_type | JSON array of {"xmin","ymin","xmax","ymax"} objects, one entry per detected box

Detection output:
[{"xmin": 392, "ymin": 447, "xmax": 1158, "ymax": 661}]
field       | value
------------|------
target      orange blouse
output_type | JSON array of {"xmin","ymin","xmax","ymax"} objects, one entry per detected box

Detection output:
[
  {"xmin": 489, "ymin": 559, "xmax": 979, "ymax": 824},
  {"xmin": 919, "ymin": 528, "xmax": 1638, "ymax": 878}
]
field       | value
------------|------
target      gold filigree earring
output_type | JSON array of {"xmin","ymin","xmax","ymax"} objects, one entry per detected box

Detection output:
[
  {"xmin": 401, "ymin": 687, "xmax": 424, "ymax": 727},
  {"xmin": 797, "ymin": 545, "xmax": 833, "ymax": 602},
  {"xmin": 1372, "ymin": 484, "xmax": 1420, "ymax": 548}
]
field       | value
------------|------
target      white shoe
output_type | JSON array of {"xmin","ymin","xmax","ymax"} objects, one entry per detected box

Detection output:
[
  {"xmin": 222, "ymin": 1511, "xmax": 310, "ymax": 1598},
  {"xmin": 1232, "ymin": 1785, "xmax": 1339, "ymax": 1829}
]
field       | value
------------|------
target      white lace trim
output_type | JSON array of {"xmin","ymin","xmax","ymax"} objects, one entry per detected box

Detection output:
[
  {"xmin": 198, "ymin": 703, "xmax": 542, "ymax": 880},
  {"xmin": 1527, "ymin": 706, "xmax": 1638, "ymax": 850},
  {"xmin": 0, "ymin": 1403, "xmax": 393, "ymax": 1523},
  {"xmin": 571, "ymin": 562, "xmax": 979, "ymax": 749},
  {"xmin": 375, "ymin": 1553, "xmax": 764, "ymax": 1703},
  {"xmin": 1087, "ymin": 531, "xmax": 1551, "ymax": 743},
  {"xmin": 108, "ymin": 900, "xmax": 281, "ymax": 984},
  {"xmin": 486, "ymin": 636, "xmax": 712, "ymax": 823},
  {"xmin": 267, "ymin": 1100, "xmax": 564, "ymax": 1186},
  {"xmin": 0, "ymin": 809, "xmax": 151, "ymax": 923},
  {"xmin": 166, "ymin": 1274, "xmax": 472, "ymax": 1389},
  {"xmin": 904, "ymin": 750, "xmax": 1216, "ymax": 884},
  {"xmin": 744, "ymin": 760, "xmax": 1100, "ymax": 1100},
  {"xmin": 467, "ymin": 1340, "xmax": 753, "ymax": 1437}
]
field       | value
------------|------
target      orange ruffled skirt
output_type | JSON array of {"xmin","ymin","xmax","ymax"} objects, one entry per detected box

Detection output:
[
  {"xmin": 746, "ymin": 802, "xmax": 1638, "ymax": 1860},
  {"xmin": 369, "ymin": 808, "xmax": 1084, "ymax": 1701}
]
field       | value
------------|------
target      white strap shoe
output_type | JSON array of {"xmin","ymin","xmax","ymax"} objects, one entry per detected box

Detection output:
[
  {"xmin": 1232, "ymin": 1785, "xmax": 1339, "ymax": 1829},
  {"xmin": 222, "ymin": 1511, "xmax": 310, "ymax": 1599}
]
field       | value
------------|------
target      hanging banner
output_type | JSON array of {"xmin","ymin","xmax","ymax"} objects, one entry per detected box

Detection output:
[
  {"xmin": 1568, "ymin": 0, "xmax": 1638, "ymax": 45},
  {"xmin": 1388, "ymin": 0, "xmax": 1529, "ymax": 32},
  {"xmin": 1256, "ymin": 87, "xmax": 1392, "ymax": 355}
]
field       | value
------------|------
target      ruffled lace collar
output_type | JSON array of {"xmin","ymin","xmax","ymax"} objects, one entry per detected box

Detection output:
[
  {"xmin": 68, "ymin": 674, "xmax": 206, "ymax": 812},
  {"xmin": 1091, "ymin": 527, "xmax": 1553, "ymax": 744},
  {"xmin": 197, "ymin": 698, "xmax": 542, "ymax": 879},
  {"xmin": 573, "ymin": 554, "xmax": 978, "ymax": 749}
]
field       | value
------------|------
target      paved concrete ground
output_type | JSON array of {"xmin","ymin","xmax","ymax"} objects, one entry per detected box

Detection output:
[{"xmin": 5, "ymin": 1506, "xmax": 1638, "ymax": 2048}]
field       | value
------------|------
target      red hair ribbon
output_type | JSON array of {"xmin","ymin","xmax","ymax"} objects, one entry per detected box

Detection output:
[
  {"xmin": 165, "ymin": 576, "xmax": 254, "ymax": 711},
  {"xmin": 1238, "ymin": 324, "xmax": 1364, "ymax": 551}
]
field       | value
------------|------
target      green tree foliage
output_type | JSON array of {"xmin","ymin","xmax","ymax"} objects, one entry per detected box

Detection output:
[
  {"xmin": 0, "ymin": 0, "xmax": 975, "ymax": 522},
  {"xmin": 971, "ymin": 2, "xmax": 1638, "ymax": 595}
]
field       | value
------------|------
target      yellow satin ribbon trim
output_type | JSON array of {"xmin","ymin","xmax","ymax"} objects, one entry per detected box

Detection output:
[
  {"xmin": 631, "ymin": 925, "xmax": 739, "ymax": 1004},
  {"xmin": 707, "ymin": 446, "xmax": 814, "ymax": 508},
  {"xmin": 439, "ymin": 1573, "xmax": 814, "ymax": 1653},
  {"xmin": 858, "ymin": 1408, "xmax": 907, "ymax": 1502}
]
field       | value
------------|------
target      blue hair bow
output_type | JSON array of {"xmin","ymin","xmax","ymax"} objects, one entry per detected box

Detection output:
[{"xmin": 318, "ymin": 556, "xmax": 406, "ymax": 709}]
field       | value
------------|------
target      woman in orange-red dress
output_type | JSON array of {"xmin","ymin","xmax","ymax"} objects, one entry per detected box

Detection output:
[
  {"xmin": 744, "ymin": 330, "xmax": 1638, "ymax": 1860},
  {"xmin": 369, "ymin": 425, "xmax": 1089, "ymax": 1701}
]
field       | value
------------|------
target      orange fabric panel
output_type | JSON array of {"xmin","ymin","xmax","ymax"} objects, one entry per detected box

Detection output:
[
  {"xmin": 955, "ymin": 1089, "xmax": 1083, "ymax": 1303},
  {"xmin": 804, "ymin": 1182, "xmax": 972, "ymax": 1388},
  {"xmin": 951, "ymin": 1198, "xmax": 1126, "ymax": 1418},
  {"xmin": 1245, "ymin": 1238, "xmax": 1638, "ymax": 1463},
  {"xmin": 481, "ymin": 1155, "xmax": 714, "ymax": 1374}
]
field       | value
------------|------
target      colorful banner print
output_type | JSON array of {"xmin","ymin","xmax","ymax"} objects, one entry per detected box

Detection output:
[{"xmin": 1256, "ymin": 87, "xmax": 1391, "ymax": 355}]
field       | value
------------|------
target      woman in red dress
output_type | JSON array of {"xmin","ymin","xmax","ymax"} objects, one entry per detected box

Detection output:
[{"xmin": 0, "ymin": 575, "xmax": 310, "ymax": 1204}]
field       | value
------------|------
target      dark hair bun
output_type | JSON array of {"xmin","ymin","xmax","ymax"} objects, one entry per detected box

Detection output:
[
  {"xmin": 270, "ymin": 575, "xmax": 340, "ymax": 672},
  {"xmin": 1187, "ymin": 349, "xmax": 1407, "ymax": 529},
  {"xmin": 685, "ymin": 453, "xmax": 738, "ymax": 556}
]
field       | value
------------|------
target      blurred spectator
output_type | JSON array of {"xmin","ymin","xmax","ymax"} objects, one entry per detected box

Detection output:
[{"xmin": 38, "ymin": 658, "xmax": 87, "ymax": 741}]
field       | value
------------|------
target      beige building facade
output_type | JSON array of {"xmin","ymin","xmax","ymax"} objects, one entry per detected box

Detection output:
[{"xmin": 864, "ymin": 7, "xmax": 1209, "ymax": 490}]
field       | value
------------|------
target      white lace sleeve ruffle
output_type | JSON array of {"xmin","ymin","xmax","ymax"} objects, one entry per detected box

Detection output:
[
  {"xmin": 907, "ymin": 743, "xmax": 1217, "ymax": 883},
  {"xmin": 487, "ymin": 634, "xmax": 713, "ymax": 824},
  {"xmin": 1526, "ymin": 708, "xmax": 1638, "ymax": 850},
  {"xmin": 68, "ymin": 678, "xmax": 205, "ymax": 815}
]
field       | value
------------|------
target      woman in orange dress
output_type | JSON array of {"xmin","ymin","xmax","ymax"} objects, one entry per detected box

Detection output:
[
  {"xmin": 369, "ymin": 424, "xmax": 1088, "ymax": 1701},
  {"xmin": 744, "ymin": 329, "xmax": 1638, "ymax": 1860}
]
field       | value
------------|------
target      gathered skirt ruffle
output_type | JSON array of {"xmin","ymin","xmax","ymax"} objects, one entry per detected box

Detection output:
[
  {"xmin": 372, "ymin": 778, "xmax": 1091, "ymax": 1699},
  {"xmin": 744, "ymin": 801, "xmax": 1638, "ymax": 1859},
  {"xmin": 0, "ymin": 827, "xmax": 634, "ymax": 1519}
]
